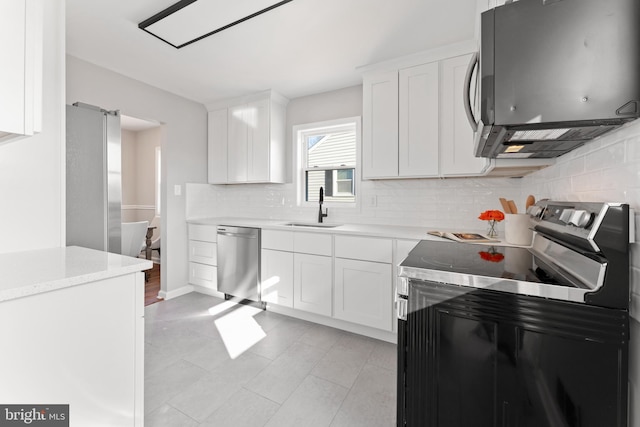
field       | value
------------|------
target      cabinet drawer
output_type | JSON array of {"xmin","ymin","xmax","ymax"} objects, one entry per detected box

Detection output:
[
  {"xmin": 294, "ymin": 232, "xmax": 332, "ymax": 256},
  {"xmin": 189, "ymin": 240, "xmax": 217, "ymax": 266},
  {"xmin": 335, "ymin": 235, "xmax": 392, "ymax": 263},
  {"xmin": 188, "ymin": 262, "xmax": 217, "ymax": 290},
  {"xmin": 188, "ymin": 224, "xmax": 217, "ymax": 242},
  {"xmin": 262, "ymin": 230, "xmax": 294, "ymax": 251}
]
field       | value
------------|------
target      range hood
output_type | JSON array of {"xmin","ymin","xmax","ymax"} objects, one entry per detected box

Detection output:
[{"xmin": 467, "ymin": 0, "xmax": 640, "ymax": 159}]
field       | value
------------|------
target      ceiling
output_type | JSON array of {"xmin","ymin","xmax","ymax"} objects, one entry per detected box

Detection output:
[{"xmin": 66, "ymin": 0, "xmax": 478, "ymax": 106}]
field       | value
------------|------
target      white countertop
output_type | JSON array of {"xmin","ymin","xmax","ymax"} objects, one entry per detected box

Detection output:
[
  {"xmin": 0, "ymin": 246, "xmax": 153, "ymax": 302},
  {"xmin": 187, "ymin": 216, "xmax": 520, "ymax": 245}
]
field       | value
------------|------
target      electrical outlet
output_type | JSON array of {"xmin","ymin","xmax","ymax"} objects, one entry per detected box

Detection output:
[
  {"xmin": 368, "ymin": 195, "xmax": 377, "ymax": 207},
  {"xmin": 174, "ymin": 184, "xmax": 182, "ymax": 196}
]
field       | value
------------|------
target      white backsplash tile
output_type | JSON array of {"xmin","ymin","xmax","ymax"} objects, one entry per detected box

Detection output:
[
  {"xmin": 522, "ymin": 119, "xmax": 640, "ymax": 322},
  {"xmin": 187, "ymin": 178, "xmax": 523, "ymax": 232}
]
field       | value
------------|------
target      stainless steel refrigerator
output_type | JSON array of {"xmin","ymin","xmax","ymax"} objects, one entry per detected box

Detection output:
[{"xmin": 66, "ymin": 102, "xmax": 122, "ymax": 254}]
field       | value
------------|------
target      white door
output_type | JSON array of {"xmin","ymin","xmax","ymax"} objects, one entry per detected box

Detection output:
[
  {"xmin": 227, "ymin": 104, "xmax": 249, "ymax": 182},
  {"xmin": 248, "ymin": 98, "xmax": 270, "ymax": 182},
  {"xmin": 207, "ymin": 109, "xmax": 228, "ymax": 183},
  {"xmin": 293, "ymin": 253, "xmax": 332, "ymax": 316},
  {"xmin": 362, "ymin": 70, "xmax": 399, "ymax": 179},
  {"xmin": 399, "ymin": 62, "xmax": 440, "ymax": 177},
  {"xmin": 334, "ymin": 258, "xmax": 392, "ymax": 331},
  {"xmin": 440, "ymin": 54, "xmax": 491, "ymax": 177},
  {"xmin": 261, "ymin": 249, "xmax": 294, "ymax": 308}
]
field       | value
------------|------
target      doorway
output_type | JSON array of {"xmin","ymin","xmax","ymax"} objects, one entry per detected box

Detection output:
[{"xmin": 120, "ymin": 114, "xmax": 163, "ymax": 306}]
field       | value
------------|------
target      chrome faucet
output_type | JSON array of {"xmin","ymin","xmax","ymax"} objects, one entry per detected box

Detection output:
[{"xmin": 318, "ymin": 187, "xmax": 328, "ymax": 223}]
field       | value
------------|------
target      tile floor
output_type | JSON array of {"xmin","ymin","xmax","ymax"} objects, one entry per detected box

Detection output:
[{"xmin": 144, "ymin": 292, "xmax": 397, "ymax": 427}]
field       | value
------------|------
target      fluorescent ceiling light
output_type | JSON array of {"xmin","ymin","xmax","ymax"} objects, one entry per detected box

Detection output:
[{"xmin": 139, "ymin": 0, "xmax": 294, "ymax": 49}]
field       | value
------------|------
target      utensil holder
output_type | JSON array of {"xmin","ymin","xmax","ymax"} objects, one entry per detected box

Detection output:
[{"xmin": 505, "ymin": 214, "xmax": 533, "ymax": 246}]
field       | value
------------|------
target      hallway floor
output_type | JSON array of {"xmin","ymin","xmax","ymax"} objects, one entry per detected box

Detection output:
[{"xmin": 144, "ymin": 293, "xmax": 396, "ymax": 426}]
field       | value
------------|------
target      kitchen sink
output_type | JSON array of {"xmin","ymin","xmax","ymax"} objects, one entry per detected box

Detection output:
[{"xmin": 283, "ymin": 222, "xmax": 342, "ymax": 228}]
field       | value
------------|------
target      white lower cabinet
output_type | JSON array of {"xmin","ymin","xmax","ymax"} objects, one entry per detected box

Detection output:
[
  {"xmin": 334, "ymin": 258, "xmax": 393, "ymax": 331},
  {"xmin": 261, "ymin": 249, "xmax": 294, "ymax": 308},
  {"xmin": 189, "ymin": 262, "xmax": 217, "ymax": 289},
  {"xmin": 188, "ymin": 224, "xmax": 217, "ymax": 291},
  {"xmin": 0, "ymin": 272, "xmax": 144, "ymax": 426},
  {"xmin": 293, "ymin": 253, "xmax": 332, "ymax": 316}
]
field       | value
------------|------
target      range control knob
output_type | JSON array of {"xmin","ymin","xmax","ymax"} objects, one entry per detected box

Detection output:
[
  {"xmin": 569, "ymin": 210, "xmax": 593, "ymax": 228},
  {"xmin": 527, "ymin": 205, "xmax": 542, "ymax": 218},
  {"xmin": 559, "ymin": 209, "xmax": 574, "ymax": 223}
]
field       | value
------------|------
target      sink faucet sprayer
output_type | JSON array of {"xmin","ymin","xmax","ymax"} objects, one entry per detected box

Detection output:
[{"xmin": 318, "ymin": 187, "xmax": 328, "ymax": 223}]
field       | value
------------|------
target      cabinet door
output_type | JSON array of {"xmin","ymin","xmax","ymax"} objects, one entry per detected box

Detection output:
[
  {"xmin": 0, "ymin": 274, "xmax": 142, "ymax": 425},
  {"xmin": 207, "ymin": 109, "xmax": 228, "ymax": 183},
  {"xmin": 362, "ymin": 71, "xmax": 399, "ymax": 179},
  {"xmin": 247, "ymin": 98, "xmax": 270, "ymax": 182},
  {"xmin": 334, "ymin": 258, "xmax": 392, "ymax": 331},
  {"xmin": 293, "ymin": 253, "xmax": 332, "ymax": 316},
  {"xmin": 261, "ymin": 249, "xmax": 294, "ymax": 308},
  {"xmin": 0, "ymin": 0, "xmax": 42, "ymax": 140},
  {"xmin": 440, "ymin": 54, "xmax": 491, "ymax": 177},
  {"xmin": 227, "ymin": 104, "xmax": 249, "ymax": 182},
  {"xmin": 399, "ymin": 62, "xmax": 440, "ymax": 177}
]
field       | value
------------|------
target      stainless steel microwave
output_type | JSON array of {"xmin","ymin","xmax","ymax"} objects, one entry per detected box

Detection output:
[{"xmin": 465, "ymin": 0, "xmax": 640, "ymax": 159}]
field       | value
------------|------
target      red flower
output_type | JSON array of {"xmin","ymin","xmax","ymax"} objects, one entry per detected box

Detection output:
[
  {"xmin": 478, "ymin": 210, "xmax": 505, "ymax": 222},
  {"xmin": 479, "ymin": 250, "xmax": 505, "ymax": 263}
]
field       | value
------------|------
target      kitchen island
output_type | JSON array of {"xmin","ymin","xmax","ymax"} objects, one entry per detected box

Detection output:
[{"xmin": 0, "ymin": 246, "xmax": 151, "ymax": 427}]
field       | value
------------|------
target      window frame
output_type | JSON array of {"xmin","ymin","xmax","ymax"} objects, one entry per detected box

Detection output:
[{"xmin": 294, "ymin": 117, "xmax": 361, "ymax": 208}]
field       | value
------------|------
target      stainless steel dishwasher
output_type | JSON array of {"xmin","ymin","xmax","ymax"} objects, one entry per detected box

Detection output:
[{"xmin": 216, "ymin": 225, "xmax": 262, "ymax": 305}]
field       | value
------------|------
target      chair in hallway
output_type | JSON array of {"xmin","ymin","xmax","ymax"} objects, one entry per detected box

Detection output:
[
  {"xmin": 142, "ymin": 215, "xmax": 161, "ymax": 257},
  {"xmin": 121, "ymin": 221, "xmax": 149, "ymax": 258}
]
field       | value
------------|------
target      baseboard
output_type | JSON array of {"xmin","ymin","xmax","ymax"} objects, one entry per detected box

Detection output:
[
  {"xmin": 191, "ymin": 285, "xmax": 225, "ymax": 299},
  {"xmin": 266, "ymin": 304, "xmax": 397, "ymax": 344},
  {"xmin": 187, "ymin": 288, "xmax": 397, "ymax": 344},
  {"xmin": 158, "ymin": 284, "xmax": 194, "ymax": 301}
]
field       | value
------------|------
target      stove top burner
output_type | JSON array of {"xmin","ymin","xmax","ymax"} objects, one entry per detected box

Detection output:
[{"xmin": 406, "ymin": 240, "xmax": 563, "ymax": 286}]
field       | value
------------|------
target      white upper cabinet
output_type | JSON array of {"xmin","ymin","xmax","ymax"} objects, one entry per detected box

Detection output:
[
  {"xmin": 208, "ymin": 109, "xmax": 227, "ymax": 183},
  {"xmin": 362, "ymin": 71, "xmax": 399, "ymax": 179},
  {"xmin": 361, "ymin": 44, "xmax": 493, "ymax": 179},
  {"xmin": 0, "ymin": 0, "xmax": 43, "ymax": 143},
  {"xmin": 207, "ymin": 90, "xmax": 288, "ymax": 184},
  {"xmin": 440, "ymin": 54, "xmax": 490, "ymax": 177},
  {"xmin": 399, "ymin": 62, "xmax": 440, "ymax": 177}
]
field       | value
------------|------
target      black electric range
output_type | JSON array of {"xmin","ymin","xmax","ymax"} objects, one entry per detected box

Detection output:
[{"xmin": 396, "ymin": 201, "xmax": 633, "ymax": 427}]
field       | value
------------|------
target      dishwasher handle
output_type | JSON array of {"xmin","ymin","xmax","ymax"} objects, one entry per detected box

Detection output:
[
  {"xmin": 217, "ymin": 226, "xmax": 260, "ymax": 239},
  {"xmin": 217, "ymin": 231, "xmax": 257, "ymax": 238}
]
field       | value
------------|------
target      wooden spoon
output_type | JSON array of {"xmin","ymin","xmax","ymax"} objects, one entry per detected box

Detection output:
[
  {"xmin": 499, "ymin": 198, "xmax": 512, "ymax": 214},
  {"xmin": 507, "ymin": 200, "xmax": 518, "ymax": 214},
  {"xmin": 525, "ymin": 195, "xmax": 536, "ymax": 211}
]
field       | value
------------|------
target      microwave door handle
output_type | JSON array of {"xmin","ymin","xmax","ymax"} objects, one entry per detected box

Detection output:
[{"xmin": 464, "ymin": 52, "xmax": 479, "ymax": 132}]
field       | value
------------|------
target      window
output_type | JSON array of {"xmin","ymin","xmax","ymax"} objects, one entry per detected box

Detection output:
[{"xmin": 295, "ymin": 118, "xmax": 360, "ymax": 205}]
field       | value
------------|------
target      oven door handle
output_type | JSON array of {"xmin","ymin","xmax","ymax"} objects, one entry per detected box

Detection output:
[{"xmin": 396, "ymin": 297, "xmax": 407, "ymax": 321}]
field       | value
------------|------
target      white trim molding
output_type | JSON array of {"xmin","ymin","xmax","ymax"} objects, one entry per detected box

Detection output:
[{"xmin": 122, "ymin": 205, "xmax": 156, "ymax": 211}]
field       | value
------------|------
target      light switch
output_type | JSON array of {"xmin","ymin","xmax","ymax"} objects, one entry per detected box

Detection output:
[{"xmin": 174, "ymin": 184, "xmax": 182, "ymax": 196}]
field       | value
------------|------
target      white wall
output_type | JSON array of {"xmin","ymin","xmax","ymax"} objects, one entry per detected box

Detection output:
[
  {"xmin": 521, "ymin": 119, "xmax": 640, "ymax": 427},
  {"xmin": 188, "ymin": 85, "xmax": 522, "ymax": 232},
  {"xmin": 66, "ymin": 56, "xmax": 207, "ymax": 298},
  {"xmin": 0, "ymin": 1, "xmax": 65, "ymax": 254}
]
